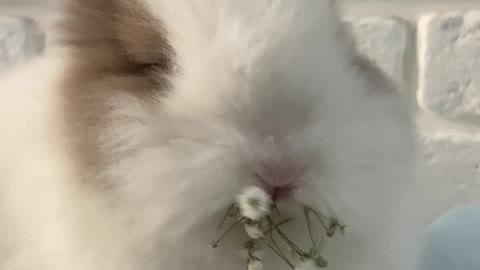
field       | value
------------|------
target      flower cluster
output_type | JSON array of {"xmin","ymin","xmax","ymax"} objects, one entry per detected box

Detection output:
[{"xmin": 211, "ymin": 186, "xmax": 346, "ymax": 270}]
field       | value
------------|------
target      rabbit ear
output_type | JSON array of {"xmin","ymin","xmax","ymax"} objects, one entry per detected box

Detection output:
[
  {"xmin": 57, "ymin": 0, "xmax": 174, "ymax": 76},
  {"xmin": 56, "ymin": 1, "xmax": 176, "ymax": 180}
]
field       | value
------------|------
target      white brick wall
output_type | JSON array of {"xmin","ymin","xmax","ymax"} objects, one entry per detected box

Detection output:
[
  {"xmin": 418, "ymin": 11, "xmax": 480, "ymax": 126},
  {"xmin": 0, "ymin": 16, "xmax": 44, "ymax": 71},
  {"xmin": 0, "ymin": 2, "xmax": 479, "ymax": 217}
]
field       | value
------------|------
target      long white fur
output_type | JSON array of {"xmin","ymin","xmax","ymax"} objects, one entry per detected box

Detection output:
[{"xmin": 0, "ymin": 1, "xmax": 423, "ymax": 270}]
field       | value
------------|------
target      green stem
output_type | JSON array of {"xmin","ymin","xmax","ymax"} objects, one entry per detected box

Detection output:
[
  {"xmin": 318, "ymin": 236, "xmax": 328, "ymax": 254},
  {"xmin": 217, "ymin": 204, "xmax": 236, "ymax": 230},
  {"xmin": 273, "ymin": 204, "xmax": 281, "ymax": 216},
  {"xmin": 211, "ymin": 217, "xmax": 245, "ymax": 248},
  {"xmin": 263, "ymin": 217, "xmax": 294, "ymax": 235},
  {"xmin": 268, "ymin": 216, "xmax": 304, "ymax": 256},
  {"xmin": 268, "ymin": 229, "xmax": 293, "ymax": 264},
  {"xmin": 303, "ymin": 207, "xmax": 317, "ymax": 250},
  {"xmin": 247, "ymin": 243, "xmax": 256, "ymax": 258},
  {"xmin": 307, "ymin": 208, "xmax": 330, "ymax": 232},
  {"xmin": 262, "ymin": 238, "xmax": 295, "ymax": 269}
]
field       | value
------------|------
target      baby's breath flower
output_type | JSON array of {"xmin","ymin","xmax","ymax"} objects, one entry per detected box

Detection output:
[
  {"xmin": 237, "ymin": 186, "xmax": 272, "ymax": 221},
  {"xmin": 295, "ymin": 256, "xmax": 328, "ymax": 270},
  {"xmin": 244, "ymin": 222, "xmax": 264, "ymax": 239},
  {"xmin": 248, "ymin": 258, "xmax": 264, "ymax": 270},
  {"xmin": 295, "ymin": 259, "xmax": 317, "ymax": 270},
  {"xmin": 213, "ymin": 185, "xmax": 343, "ymax": 270}
]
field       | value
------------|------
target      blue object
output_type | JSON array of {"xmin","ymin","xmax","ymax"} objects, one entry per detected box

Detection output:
[{"xmin": 422, "ymin": 205, "xmax": 480, "ymax": 270}]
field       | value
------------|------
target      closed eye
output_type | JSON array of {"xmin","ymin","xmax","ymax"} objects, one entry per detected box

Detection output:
[{"xmin": 126, "ymin": 59, "xmax": 172, "ymax": 76}]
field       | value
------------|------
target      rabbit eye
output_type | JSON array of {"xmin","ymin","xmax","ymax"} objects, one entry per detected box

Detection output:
[{"xmin": 125, "ymin": 58, "xmax": 173, "ymax": 77}]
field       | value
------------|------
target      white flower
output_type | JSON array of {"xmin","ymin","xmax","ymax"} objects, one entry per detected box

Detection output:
[
  {"xmin": 248, "ymin": 259, "xmax": 264, "ymax": 270},
  {"xmin": 295, "ymin": 259, "xmax": 317, "ymax": 270},
  {"xmin": 244, "ymin": 223, "xmax": 264, "ymax": 239},
  {"xmin": 295, "ymin": 257, "xmax": 328, "ymax": 270},
  {"xmin": 237, "ymin": 186, "xmax": 272, "ymax": 221}
]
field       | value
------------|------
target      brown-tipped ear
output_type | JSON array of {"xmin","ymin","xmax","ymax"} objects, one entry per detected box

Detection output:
[
  {"xmin": 58, "ymin": 0, "xmax": 173, "ymax": 75},
  {"xmin": 56, "ymin": 1, "xmax": 175, "ymax": 185}
]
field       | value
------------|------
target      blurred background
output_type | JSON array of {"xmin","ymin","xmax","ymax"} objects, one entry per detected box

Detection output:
[{"xmin": 1, "ymin": 0, "xmax": 480, "ymax": 222}]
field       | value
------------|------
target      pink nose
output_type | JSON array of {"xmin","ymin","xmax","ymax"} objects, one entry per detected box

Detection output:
[{"xmin": 255, "ymin": 157, "xmax": 304, "ymax": 201}]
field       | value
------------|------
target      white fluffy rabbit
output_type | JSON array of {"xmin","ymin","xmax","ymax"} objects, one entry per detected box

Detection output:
[{"xmin": 0, "ymin": 1, "xmax": 423, "ymax": 269}]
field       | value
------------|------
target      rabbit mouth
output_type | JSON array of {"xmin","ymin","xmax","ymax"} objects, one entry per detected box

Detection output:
[
  {"xmin": 254, "ymin": 157, "xmax": 304, "ymax": 202},
  {"xmin": 264, "ymin": 185, "xmax": 296, "ymax": 202}
]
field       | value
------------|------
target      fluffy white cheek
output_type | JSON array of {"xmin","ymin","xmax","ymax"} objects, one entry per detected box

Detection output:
[
  {"xmin": 98, "ymin": 115, "xmax": 249, "ymax": 240},
  {"xmin": 293, "ymin": 97, "xmax": 420, "ymax": 270}
]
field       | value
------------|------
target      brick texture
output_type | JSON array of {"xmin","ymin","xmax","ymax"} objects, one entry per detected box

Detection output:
[
  {"xmin": 0, "ymin": 16, "xmax": 44, "ymax": 71},
  {"xmin": 350, "ymin": 17, "xmax": 414, "ymax": 89},
  {"xmin": 418, "ymin": 11, "xmax": 480, "ymax": 126}
]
